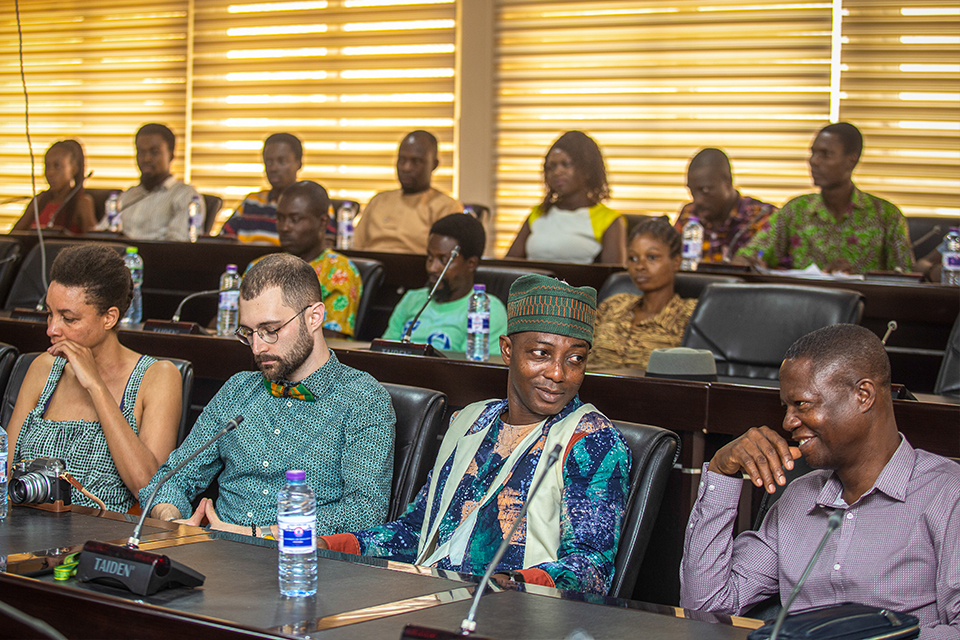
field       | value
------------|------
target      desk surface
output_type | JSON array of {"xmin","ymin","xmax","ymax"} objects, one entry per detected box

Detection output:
[{"xmin": 0, "ymin": 507, "xmax": 755, "ymax": 640}]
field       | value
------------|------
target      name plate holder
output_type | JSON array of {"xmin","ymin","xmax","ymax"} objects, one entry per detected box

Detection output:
[
  {"xmin": 141, "ymin": 320, "xmax": 206, "ymax": 335},
  {"xmin": 370, "ymin": 339, "xmax": 446, "ymax": 358}
]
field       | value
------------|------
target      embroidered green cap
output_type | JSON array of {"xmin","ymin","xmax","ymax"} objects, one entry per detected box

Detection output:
[{"xmin": 506, "ymin": 274, "xmax": 597, "ymax": 345}]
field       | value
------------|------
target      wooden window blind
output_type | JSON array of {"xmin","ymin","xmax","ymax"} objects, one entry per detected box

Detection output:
[{"xmin": 0, "ymin": 0, "xmax": 190, "ymax": 226}]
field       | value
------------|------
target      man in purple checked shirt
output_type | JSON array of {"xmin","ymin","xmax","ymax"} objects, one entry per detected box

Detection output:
[{"xmin": 680, "ymin": 324, "xmax": 959, "ymax": 639}]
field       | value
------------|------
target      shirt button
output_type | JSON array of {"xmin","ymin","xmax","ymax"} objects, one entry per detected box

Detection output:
[
  {"xmin": 833, "ymin": 564, "xmax": 841, "ymax": 570},
  {"xmin": 247, "ymin": 512, "xmax": 253, "ymax": 518},
  {"xmin": 263, "ymin": 461, "xmax": 269, "ymax": 467},
  {"xmin": 274, "ymin": 429, "xmax": 280, "ymax": 435},
  {"xmin": 707, "ymin": 484, "xmax": 715, "ymax": 491},
  {"xmin": 263, "ymin": 489, "xmax": 269, "ymax": 495},
  {"xmin": 286, "ymin": 401, "xmax": 293, "ymax": 408},
  {"xmin": 846, "ymin": 513, "xmax": 854, "ymax": 519}
]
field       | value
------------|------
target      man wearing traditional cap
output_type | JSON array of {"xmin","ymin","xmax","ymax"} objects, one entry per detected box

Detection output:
[{"xmin": 319, "ymin": 274, "xmax": 632, "ymax": 595}]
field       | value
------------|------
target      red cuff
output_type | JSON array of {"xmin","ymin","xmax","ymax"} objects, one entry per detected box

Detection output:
[
  {"xmin": 321, "ymin": 533, "xmax": 361, "ymax": 555},
  {"xmin": 516, "ymin": 568, "xmax": 554, "ymax": 588}
]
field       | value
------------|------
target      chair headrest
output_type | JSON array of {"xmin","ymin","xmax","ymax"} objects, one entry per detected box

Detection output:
[{"xmin": 645, "ymin": 347, "xmax": 717, "ymax": 382}]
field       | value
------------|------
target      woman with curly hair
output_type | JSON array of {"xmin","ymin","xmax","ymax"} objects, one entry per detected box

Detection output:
[{"xmin": 507, "ymin": 131, "xmax": 625, "ymax": 264}]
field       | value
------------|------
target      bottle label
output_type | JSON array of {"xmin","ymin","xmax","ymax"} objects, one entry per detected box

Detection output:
[
  {"xmin": 682, "ymin": 239, "xmax": 702, "ymax": 258},
  {"xmin": 944, "ymin": 252, "xmax": 960, "ymax": 269},
  {"xmin": 278, "ymin": 514, "xmax": 315, "ymax": 554},
  {"xmin": 467, "ymin": 312, "xmax": 490, "ymax": 334},
  {"xmin": 0, "ymin": 452, "xmax": 6, "ymax": 484},
  {"xmin": 219, "ymin": 290, "xmax": 239, "ymax": 311}
]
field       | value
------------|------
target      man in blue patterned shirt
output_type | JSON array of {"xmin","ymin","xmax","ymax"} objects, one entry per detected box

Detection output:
[
  {"xmin": 141, "ymin": 254, "xmax": 395, "ymax": 535},
  {"xmin": 320, "ymin": 274, "xmax": 632, "ymax": 595}
]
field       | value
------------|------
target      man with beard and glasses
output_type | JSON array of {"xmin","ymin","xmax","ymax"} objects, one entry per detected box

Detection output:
[
  {"xmin": 140, "ymin": 254, "xmax": 395, "ymax": 537},
  {"xmin": 381, "ymin": 213, "xmax": 507, "ymax": 357},
  {"xmin": 319, "ymin": 274, "xmax": 631, "ymax": 595}
]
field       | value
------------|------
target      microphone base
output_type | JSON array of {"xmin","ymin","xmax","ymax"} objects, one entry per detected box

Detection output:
[
  {"xmin": 77, "ymin": 540, "xmax": 205, "ymax": 596},
  {"xmin": 141, "ymin": 319, "xmax": 206, "ymax": 335},
  {"xmin": 370, "ymin": 339, "xmax": 446, "ymax": 358},
  {"xmin": 400, "ymin": 625, "xmax": 495, "ymax": 639}
]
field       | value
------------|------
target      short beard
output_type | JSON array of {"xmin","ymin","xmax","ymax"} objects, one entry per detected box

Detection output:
[
  {"xmin": 430, "ymin": 278, "xmax": 452, "ymax": 303},
  {"xmin": 256, "ymin": 320, "xmax": 314, "ymax": 382}
]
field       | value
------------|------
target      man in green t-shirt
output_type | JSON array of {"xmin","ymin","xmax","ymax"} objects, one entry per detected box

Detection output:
[{"xmin": 382, "ymin": 213, "xmax": 507, "ymax": 356}]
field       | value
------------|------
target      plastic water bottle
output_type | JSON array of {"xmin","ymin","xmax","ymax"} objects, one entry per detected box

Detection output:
[
  {"xmin": 122, "ymin": 247, "xmax": 143, "ymax": 324},
  {"xmin": 106, "ymin": 192, "xmax": 122, "ymax": 233},
  {"xmin": 187, "ymin": 195, "xmax": 204, "ymax": 243},
  {"xmin": 466, "ymin": 284, "xmax": 490, "ymax": 362},
  {"xmin": 0, "ymin": 428, "xmax": 8, "ymax": 521},
  {"xmin": 681, "ymin": 217, "xmax": 704, "ymax": 271},
  {"xmin": 217, "ymin": 264, "xmax": 241, "ymax": 336},
  {"xmin": 336, "ymin": 201, "xmax": 358, "ymax": 250},
  {"xmin": 277, "ymin": 469, "xmax": 317, "ymax": 597},
  {"xmin": 941, "ymin": 227, "xmax": 960, "ymax": 286}
]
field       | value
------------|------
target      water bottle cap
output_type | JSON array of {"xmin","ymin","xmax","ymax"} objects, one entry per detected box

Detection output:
[
  {"xmin": 687, "ymin": 216, "xmax": 699, "ymax": 223},
  {"xmin": 125, "ymin": 246, "xmax": 138, "ymax": 254},
  {"xmin": 473, "ymin": 284, "xmax": 486, "ymax": 291},
  {"xmin": 286, "ymin": 469, "xmax": 306, "ymax": 482},
  {"xmin": 226, "ymin": 264, "xmax": 238, "ymax": 273}
]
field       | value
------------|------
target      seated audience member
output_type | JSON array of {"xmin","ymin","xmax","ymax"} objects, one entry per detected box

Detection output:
[
  {"xmin": 735, "ymin": 123, "xmax": 914, "ymax": 274},
  {"xmin": 507, "ymin": 130, "xmax": 625, "ymax": 265},
  {"xmin": 219, "ymin": 132, "xmax": 302, "ymax": 244},
  {"xmin": 7, "ymin": 244, "xmax": 182, "ymax": 512},
  {"xmin": 320, "ymin": 274, "xmax": 631, "ymax": 595},
  {"xmin": 588, "ymin": 218, "xmax": 697, "ymax": 371},
  {"xmin": 13, "ymin": 140, "xmax": 96, "ymax": 234},
  {"xmin": 680, "ymin": 324, "xmax": 959, "ymax": 636},
  {"xmin": 382, "ymin": 213, "xmax": 507, "ymax": 356},
  {"xmin": 674, "ymin": 148, "xmax": 777, "ymax": 263},
  {"xmin": 142, "ymin": 254, "xmax": 395, "ymax": 535},
  {"xmin": 353, "ymin": 130, "xmax": 463, "ymax": 254},
  {"xmin": 97, "ymin": 123, "xmax": 204, "ymax": 241},
  {"xmin": 247, "ymin": 181, "xmax": 361, "ymax": 339}
]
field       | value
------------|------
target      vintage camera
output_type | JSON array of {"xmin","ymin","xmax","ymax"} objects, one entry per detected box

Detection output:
[{"xmin": 9, "ymin": 457, "xmax": 72, "ymax": 510}]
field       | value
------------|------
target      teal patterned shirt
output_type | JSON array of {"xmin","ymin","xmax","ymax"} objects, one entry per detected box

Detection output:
[
  {"xmin": 140, "ymin": 351, "xmax": 395, "ymax": 531},
  {"xmin": 736, "ymin": 185, "xmax": 915, "ymax": 273}
]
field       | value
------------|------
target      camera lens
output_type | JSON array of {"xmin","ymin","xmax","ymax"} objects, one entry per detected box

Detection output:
[{"xmin": 10, "ymin": 471, "xmax": 52, "ymax": 504}]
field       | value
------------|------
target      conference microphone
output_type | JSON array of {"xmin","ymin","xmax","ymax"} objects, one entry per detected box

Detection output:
[
  {"xmin": 400, "ymin": 444, "xmax": 564, "ymax": 640},
  {"xmin": 880, "ymin": 320, "xmax": 897, "ymax": 346},
  {"xmin": 0, "ymin": 254, "xmax": 20, "ymax": 267},
  {"xmin": 767, "ymin": 510, "xmax": 843, "ymax": 640},
  {"xmin": 75, "ymin": 415, "xmax": 244, "ymax": 596},
  {"xmin": 141, "ymin": 289, "xmax": 219, "ymax": 334},
  {"xmin": 911, "ymin": 225, "xmax": 940, "ymax": 250},
  {"xmin": 371, "ymin": 245, "xmax": 461, "ymax": 358}
]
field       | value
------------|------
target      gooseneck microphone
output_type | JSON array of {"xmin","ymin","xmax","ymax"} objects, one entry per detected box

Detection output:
[
  {"xmin": 75, "ymin": 415, "xmax": 244, "ymax": 596},
  {"xmin": 129, "ymin": 414, "xmax": 244, "ymax": 548},
  {"xmin": 880, "ymin": 320, "xmax": 898, "ymax": 346},
  {"xmin": 769, "ymin": 510, "xmax": 844, "ymax": 640},
  {"xmin": 172, "ymin": 289, "xmax": 220, "ymax": 323},
  {"xmin": 402, "ymin": 245, "xmax": 461, "ymax": 344},
  {"xmin": 910, "ymin": 224, "xmax": 940, "ymax": 250},
  {"xmin": 459, "ymin": 443, "xmax": 563, "ymax": 635}
]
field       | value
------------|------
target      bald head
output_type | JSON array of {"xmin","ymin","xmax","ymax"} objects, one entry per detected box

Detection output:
[
  {"xmin": 685, "ymin": 148, "xmax": 737, "ymax": 223},
  {"xmin": 784, "ymin": 324, "xmax": 891, "ymax": 393},
  {"xmin": 397, "ymin": 130, "xmax": 439, "ymax": 194}
]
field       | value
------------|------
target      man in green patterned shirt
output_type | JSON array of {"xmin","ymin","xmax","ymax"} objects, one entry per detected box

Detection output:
[
  {"xmin": 248, "ymin": 180, "xmax": 362, "ymax": 338},
  {"xmin": 735, "ymin": 123, "xmax": 914, "ymax": 274}
]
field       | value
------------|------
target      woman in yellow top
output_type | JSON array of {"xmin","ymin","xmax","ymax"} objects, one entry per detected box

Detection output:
[
  {"xmin": 507, "ymin": 131, "xmax": 625, "ymax": 264},
  {"xmin": 588, "ymin": 218, "xmax": 698, "ymax": 371}
]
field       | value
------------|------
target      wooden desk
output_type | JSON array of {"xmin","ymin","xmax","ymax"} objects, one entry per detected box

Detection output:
[
  {"xmin": 4, "ymin": 316, "xmax": 957, "ymax": 605},
  {"xmin": 0, "ymin": 506, "xmax": 755, "ymax": 640}
]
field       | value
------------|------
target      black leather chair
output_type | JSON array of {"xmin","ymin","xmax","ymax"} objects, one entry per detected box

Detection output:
[
  {"xmin": 202, "ymin": 194, "xmax": 224, "ymax": 234},
  {"xmin": 350, "ymin": 257, "xmax": 385, "ymax": 341},
  {"xmin": 609, "ymin": 420, "xmax": 681, "ymax": 599},
  {"xmin": 474, "ymin": 265, "xmax": 557, "ymax": 307},
  {"xmin": 934, "ymin": 313, "xmax": 960, "ymax": 397},
  {"xmin": 382, "ymin": 383, "xmax": 448, "ymax": 521},
  {"xmin": 597, "ymin": 271, "xmax": 744, "ymax": 303},
  {"xmin": 681, "ymin": 283, "xmax": 865, "ymax": 379},
  {"xmin": 0, "ymin": 342, "xmax": 19, "ymax": 405},
  {"xmin": 1, "ymin": 353, "xmax": 194, "ymax": 447},
  {"xmin": 0, "ymin": 239, "xmax": 22, "ymax": 306},
  {"xmin": 3, "ymin": 240, "xmax": 126, "ymax": 311}
]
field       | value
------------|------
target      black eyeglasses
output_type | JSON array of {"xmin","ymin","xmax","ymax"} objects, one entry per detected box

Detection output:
[{"xmin": 235, "ymin": 306, "xmax": 310, "ymax": 346}]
